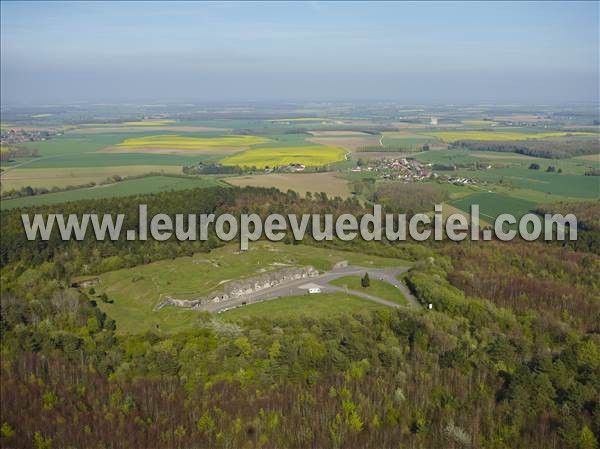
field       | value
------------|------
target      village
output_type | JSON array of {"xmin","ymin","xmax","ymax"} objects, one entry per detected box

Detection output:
[
  {"xmin": 0, "ymin": 127, "xmax": 55, "ymax": 146},
  {"xmin": 349, "ymin": 157, "xmax": 480, "ymax": 186}
]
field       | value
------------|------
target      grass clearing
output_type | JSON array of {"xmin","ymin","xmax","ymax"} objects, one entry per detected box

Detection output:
[
  {"xmin": 574, "ymin": 154, "xmax": 600, "ymax": 162},
  {"xmin": 220, "ymin": 292, "xmax": 383, "ymax": 321},
  {"xmin": 90, "ymin": 242, "xmax": 407, "ymax": 334},
  {"xmin": 330, "ymin": 276, "xmax": 408, "ymax": 306},
  {"xmin": 470, "ymin": 151, "xmax": 536, "ymax": 160},
  {"xmin": 221, "ymin": 145, "xmax": 346, "ymax": 168},
  {"xmin": 1, "ymin": 175, "xmax": 221, "ymax": 210},
  {"xmin": 224, "ymin": 172, "xmax": 352, "ymax": 198}
]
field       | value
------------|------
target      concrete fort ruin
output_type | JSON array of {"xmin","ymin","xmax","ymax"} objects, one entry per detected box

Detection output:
[{"xmin": 156, "ymin": 266, "xmax": 319, "ymax": 310}]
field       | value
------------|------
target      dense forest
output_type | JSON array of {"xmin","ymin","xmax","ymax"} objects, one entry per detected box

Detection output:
[
  {"xmin": 371, "ymin": 183, "xmax": 449, "ymax": 214},
  {"xmin": 1, "ymin": 187, "xmax": 599, "ymax": 449},
  {"xmin": 534, "ymin": 201, "xmax": 600, "ymax": 254},
  {"xmin": 452, "ymin": 139, "xmax": 599, "ymax": 159}
]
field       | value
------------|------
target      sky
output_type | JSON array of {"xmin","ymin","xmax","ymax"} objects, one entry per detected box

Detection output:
[{"xmin": 1, "ymin": 1, "xmax": 598, "ymax": 105}]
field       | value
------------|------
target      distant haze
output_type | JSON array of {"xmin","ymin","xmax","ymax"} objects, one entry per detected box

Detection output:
[{"xmin": 1, "ymin": 1, "xmax": 598, "ymax": 105}]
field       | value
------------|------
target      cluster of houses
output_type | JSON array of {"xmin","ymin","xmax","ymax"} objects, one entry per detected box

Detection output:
[
  {"xmin": 444, "ymin": 176, "xmax": 476, "ymax": 186},
  {"xmin": 351, "ymin": 158, "xmax": 431, "ymax": 182},
  {"xmin": 0, "ymin": 128, "xmax": 54, "ymax": 146},
  {"xmin": 265, "ymin": 163, "xmax": 306, "ymax": 173}
]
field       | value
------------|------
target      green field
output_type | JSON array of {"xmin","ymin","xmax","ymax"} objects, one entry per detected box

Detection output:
[
  {"xmin": 120, "ymin": 120, "xmax": 176, "ymax": 126},
  {"xmin": 90, "ymin": 242, "xmax": 408, "ymax": 334},
  {"xmin": 381, "ymin": 132, "xmax": 437, "ymax": 148},
  {"xmin": 221, "ymin": 145, "xmax": 346, "ymax": 168},
  {"xmin": 462, "ymin": 119, "xmax": 497, "ymax": 126},
  {"xmin": 221, "ymin": 292, "xmax": 384, "ymax": 321},
  {"xmin": 6, "ymin": 153, "xmax": 210, "ymax": 170},
  {"xmin": 448, "ymin": 192, "xmax": 538, "ymax": 223},
  {"xmin": 414, "ymin": 149, "xmax": 481, "ymax": 166},
  {"xmin": 17, "ymin": 133, "xmax": 137, "ymax": 157},
  {"xmin": 1, "ymin": 175, "xmax": 222, "ymax": 210},
  {"xmin": 1, "ymin": 132, "xmax": 230, "ymax": 169},
  {"xmin": 412, "ymin": 148, "xmax": 599, "ymax": 202},
  {"xmin": 454, "ymin": 167, "xmax": 600, "ymax": 199},
  {"xmin": 415, "ymin": 148, "xmax": 598, "ymax": 173},
  {"xmin": 330, "ymin": 275, "xmax": 408, "ymax": 306}
]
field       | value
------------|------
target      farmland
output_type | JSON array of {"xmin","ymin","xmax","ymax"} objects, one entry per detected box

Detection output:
[
  {"xmin": 1, "ymin": 165, "xmax": 184, "ymax": 190},
  {"xmin": 381, "ymin": 131, "xmax": 438, "ymax": 148},
  {"xmin": 2, "ymin": 112, "xmax": 598, "ymax": 218},
  {"xmin": 121, "ymin": 120, "xmax": 176, "ymax": 126},
  {"xmin": 224, "ymin": 172, "xmax": 352, "ymax": 198},
  {"xmin": 308, "ymin": 134, "xmax": 381, "ymax": 152},
  {"xmin": 1, "ymin": 175, "xmax": 222, "ymax": 210},
  {"xmin": 448, "ymin": 192, "xmax": 538, "ymax": 223},
  {"xmin": 424, "ymin": 130, "xmax": 596, "ymax": 142},
  {"xmin": 454, "ymin": 167, "xmax": 599, "ymax": 199},
  {"xmin": 462, "ymin": 119, "xmax": 497, "ymax": 126},
  {"xmin": 220, "ymin": 144, "xmax": 347, "ymax": 168},
  {"xmin": 110, "ymin": 134, "xmax": 271, "ymax": 153}
]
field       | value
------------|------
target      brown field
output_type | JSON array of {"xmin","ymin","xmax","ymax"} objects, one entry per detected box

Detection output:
[
  {"xmin": 492, "ymin": 114, "xmax": 552, "ymax": 123},
  {"xmin": 574, "ymin": 154, "xmax": 600, "ymax": 162},
  {"xmin": 1, "ymin": 166, "xmax": 182, "ymax": 190},
  {"xmin": 224, "ymin": 172, "xmax": 352, "ymax": 198},
  {"xmin": 307, "ymin": 130, "xmax": 371, "ymax": 137},
  {"xmin": 391, "ymin": 122, "xmax": 427, "ymax": 129},
  {"xmin": 351, "ymin": 151, "xmax": 415, "ymax": 160},
  {"xmin": 390, "ymin": 122, "xmax": 463, "ymax": 129},
  {"xmin": 307, "ymin": 135, "xmax": 381, "ymax": 151}
]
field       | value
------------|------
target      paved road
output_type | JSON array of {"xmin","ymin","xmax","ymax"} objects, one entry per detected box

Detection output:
[{"xmin": 200, "ymin": 265, "xmax": 419, "ymax": 313}]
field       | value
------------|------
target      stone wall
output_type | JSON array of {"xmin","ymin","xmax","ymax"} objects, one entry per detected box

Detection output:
[{"xmin": 157, "ymin": 266, "xmax": 318, "ymax": 310}]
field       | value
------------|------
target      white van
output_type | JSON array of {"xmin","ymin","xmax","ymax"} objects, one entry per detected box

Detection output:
[{"xmin": 308, "ymin": 287, "xmax": 321, "ymax": 294}]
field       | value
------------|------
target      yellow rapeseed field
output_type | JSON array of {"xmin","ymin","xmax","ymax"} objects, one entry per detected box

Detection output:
[{"xmin": 221, "ymin": 145, "xmax": 346, "ymax": 168}]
